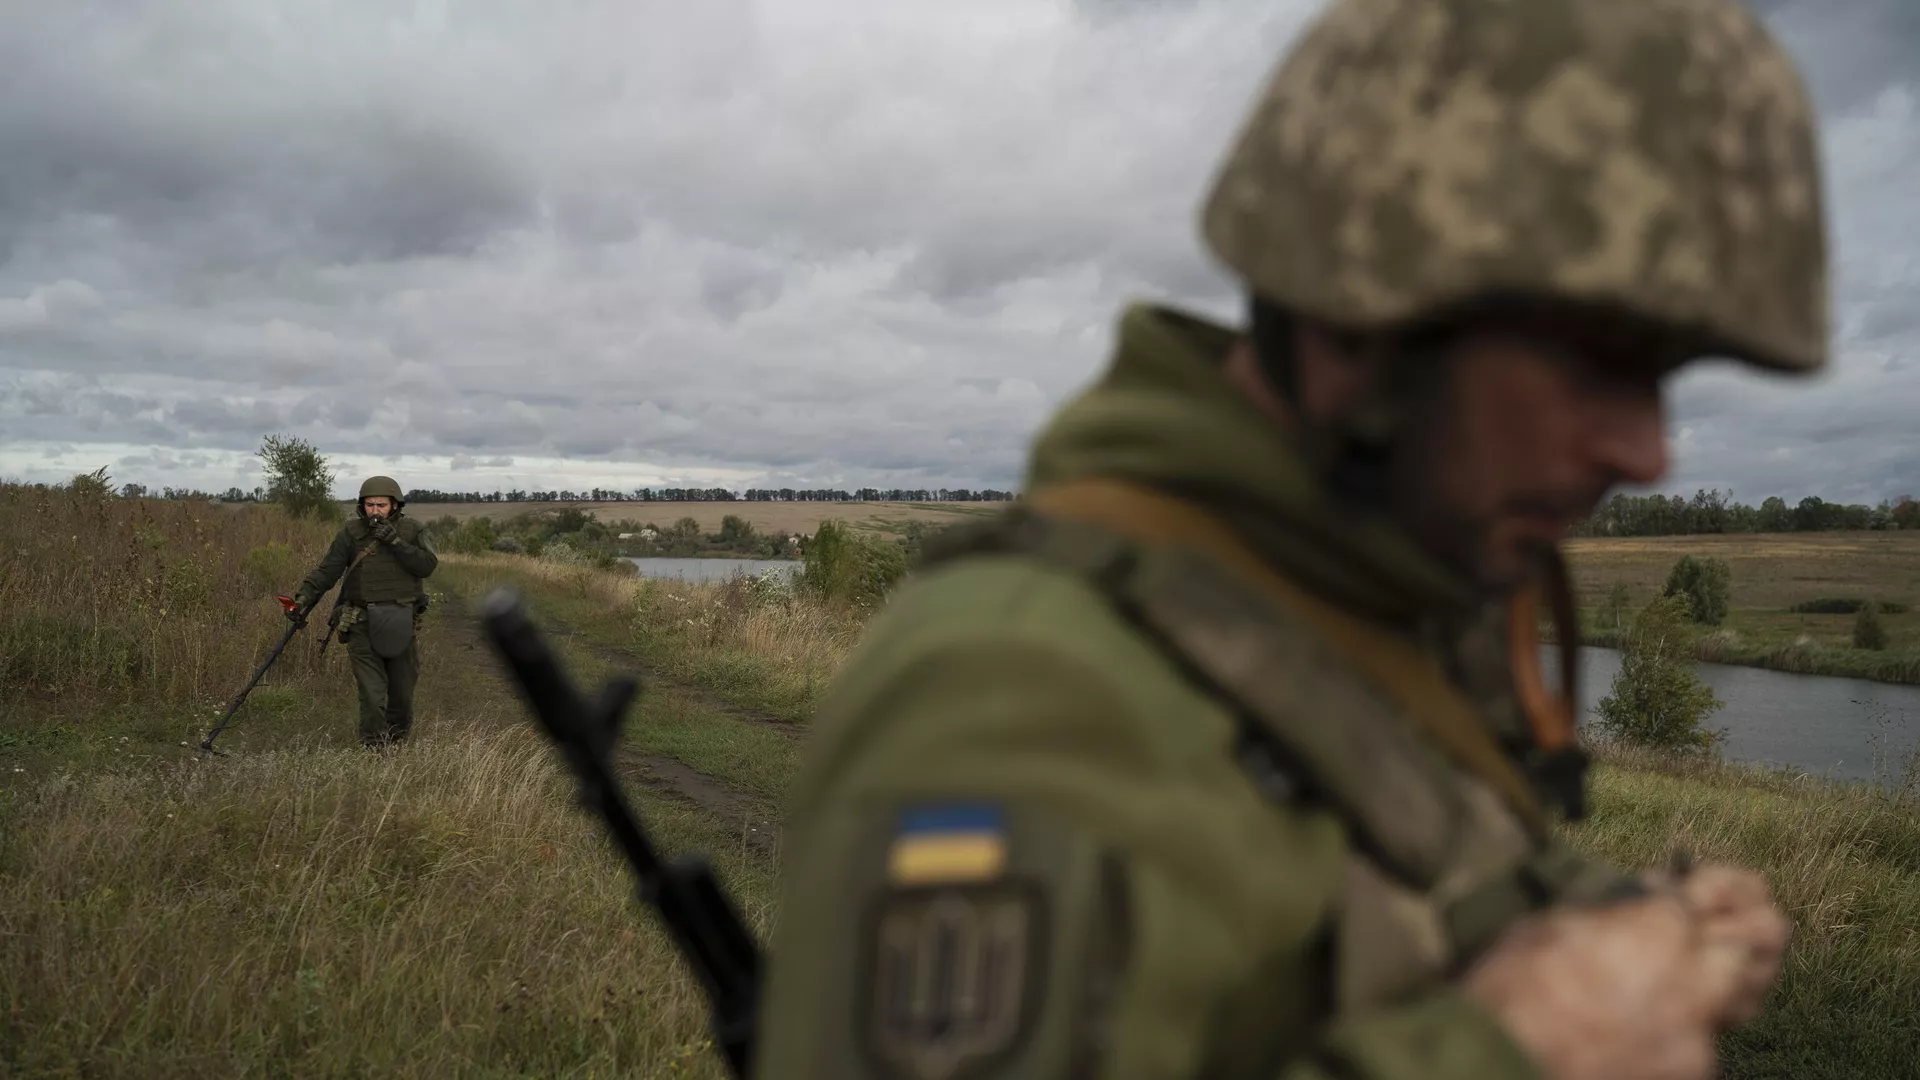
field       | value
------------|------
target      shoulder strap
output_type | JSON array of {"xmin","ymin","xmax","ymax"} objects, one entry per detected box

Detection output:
[{"xmin": 919, "ymin": 483, "xmax": 1558, "ymax": 879}]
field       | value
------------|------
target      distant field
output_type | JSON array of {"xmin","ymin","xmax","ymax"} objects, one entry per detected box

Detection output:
[
  {"xmin": 1564, "ymin": 531, "xmax": 1920, "ymax": 612},
  {"xmin": 1563, "ymin": 530, "xmax": 1920, "ymax": 681},
  {"xmin": 397, "ymin": 499, "xmax": 1008, "ymax": 536}
]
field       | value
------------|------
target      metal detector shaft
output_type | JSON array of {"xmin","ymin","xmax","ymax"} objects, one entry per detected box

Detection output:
[
  {"xmin": 199, "ymin": 602, "xmax": 311, "ymax": 754},
  {"xmin": 478, "ymin": 587, "xmax": 761, "ymax": 1080}
]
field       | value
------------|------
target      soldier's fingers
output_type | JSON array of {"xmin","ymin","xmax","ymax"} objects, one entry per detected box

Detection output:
[{"xmin": 1680, "ymin": 864, "xmax": 1775, "ymax": 917}]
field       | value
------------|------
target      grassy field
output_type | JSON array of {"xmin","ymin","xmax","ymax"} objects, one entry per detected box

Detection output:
[
  {"xmin": 1562, "ymin": 531, "xmax": 1920, "ymax": 683},
  {"xmin": 384, "ymin": 499, "xmax": 1007, "ymax": 537},
  {"xmin": 4, "ymin": 484, "xmax": 1917, "ymax": 1077}
]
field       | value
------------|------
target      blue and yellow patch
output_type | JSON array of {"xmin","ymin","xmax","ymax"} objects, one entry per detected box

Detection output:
[
  {"xmin": 865, "ymin": 801, "xmax": 1041, "ymax": 1079},
  {"xmin": 885, "ymin": 802, "xmax": 1008, "ymax": 886}
]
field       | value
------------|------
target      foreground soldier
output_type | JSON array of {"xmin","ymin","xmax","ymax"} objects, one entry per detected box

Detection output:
[
  {"xmin": 294, "ymin": 475, "xmax": 438, "ymax": 749},
  {"xmin": 756, "ymin": 1, "xmax": 1818, "ymax": 1078}
]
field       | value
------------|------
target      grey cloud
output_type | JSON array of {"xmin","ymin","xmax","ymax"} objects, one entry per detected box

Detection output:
[
  {"xmin": 700, "ymin": 262, "xmax": 787, "ymax": 323},
  {"xmin": 0, "ymin": 0, "xmax": 1915, "ymax": 503},
  {"xmin": 0, "ymin": 8, "xmax": 537, "ymax": 269},
  {"xmin": 165, "ymin": 397, "xmax": 288, "ymax": 438},
  {"xmin": 1748, "ymin": 0, "xmax": 1920, "ymax": 112}
]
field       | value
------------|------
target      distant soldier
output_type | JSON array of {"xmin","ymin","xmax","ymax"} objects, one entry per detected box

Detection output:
[
  {"xmin": 294, "ymin": 475, "xmax": 438, "ymax": 749},
  {"xmin": 756, "ymin": 1, "xmax": 1819, "ymax": 1079}
]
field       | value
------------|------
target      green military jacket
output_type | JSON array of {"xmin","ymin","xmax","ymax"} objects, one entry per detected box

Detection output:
[
  {"xmin": 755, "ymin": 304, "xmax": 1630, "ymax": 1080},
  {"xmin": 296, "ymin": 511, "xmax": 438, "ymax": 609}
]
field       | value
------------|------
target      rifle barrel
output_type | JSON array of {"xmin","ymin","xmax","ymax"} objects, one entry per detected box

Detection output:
[{"xmin": 477, "ymin": 588, "xmax": 761, "ymax": 1080}]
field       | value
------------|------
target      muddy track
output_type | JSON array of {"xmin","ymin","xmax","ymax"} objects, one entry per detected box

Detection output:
[
  {"xmin": 623, "ymin": 751, "xmax": 783, "ymax": 859},
  {"xmin": 436, "ymin": 589, "xmax": 784, "ymax": 859},
  {"xmin": 513, "ymin": 609, "xmax": 802, "ymax": 740}
]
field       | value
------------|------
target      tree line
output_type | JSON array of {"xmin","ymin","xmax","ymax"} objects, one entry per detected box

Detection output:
[
  {"xmin": 45, "ymin": 437, "xmax": 1919, "ymax": 539},
  {"xmin": 398, "ymin": 487, "xmax": 1018, "ymax": 504},
  {"xmin": 1572, "ymin": 490, "xmax": 1920, "ymax": 536}
]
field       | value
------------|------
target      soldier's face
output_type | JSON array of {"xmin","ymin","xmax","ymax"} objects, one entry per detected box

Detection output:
[
  {"xmin": 1399, "ymin": 329, "xmax": 1673, "ymax": 590},
  {"xmin": 364, "ymin": 497, "xmax": 394, "ymax": 518}
]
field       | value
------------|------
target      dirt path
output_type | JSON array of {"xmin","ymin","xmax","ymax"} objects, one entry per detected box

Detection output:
[
  {"xmin": 435, "ymin": 590, "xmax": 784, "ymax": 858},
  {"xmin": 520, "ymin": 611, "xmax": 802, "ymax": 740},
  {"xmin": 622, "ymin": 752, "xmax": 782, "ymax": 859}
]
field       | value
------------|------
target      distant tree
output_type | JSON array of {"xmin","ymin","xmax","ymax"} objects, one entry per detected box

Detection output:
[
  {"xmin": 1662, "ymin": 554, "xmax": 1731, "ymax": 627},
  {"xmin": 1595, "ymin": 595, "xmax": 1723, "ymax": 752},
  {"xmin": 1893, "ymin": 496, "xmax": 1920, "ymax": 531},
  {"xmin": 1854, "ymin": 602, "xmax": 1889, "ymax": 651},
  {"xmin": 118, "ymin": 482, "xmax": 149, "ymax": 499},
  {"xmin": 1601, "ymin": 582, "xmax": 1634, "ymax": 631},
  {"xmin": 719, "ymin": 514, "xmax": 757, "ymax": 544},
  {"xmin": 1757, "ymin": 496, "xmax": 1791, "ymax": 532},
  {"xmin": 257, "ymin": 434, "xmax": 340, "ymax": 522}
]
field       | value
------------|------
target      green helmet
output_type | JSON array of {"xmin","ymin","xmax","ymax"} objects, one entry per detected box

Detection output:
[
  {"xmin": 359, "ymin": 475, "xmax": 404, "ymax": 504},
  {"xmin": 1200, "ymin": 0, "xmax": 1830, "ymax": 375}
]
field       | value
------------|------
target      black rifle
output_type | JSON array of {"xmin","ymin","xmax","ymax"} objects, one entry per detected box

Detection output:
[
  {"xmin": 199, "ymin": 592, "xmax": 319, "ymax": 755},
  {"xmin": 478, "ymin": 587, "xmax": 762, "ymax": 1080},
  {"xmin": 315, "ymin": 594, "xmax": 349, "ymax": 664},
  {"xmin": 316, "ymin": 538, "xmax": 384, "ymax": 664}
]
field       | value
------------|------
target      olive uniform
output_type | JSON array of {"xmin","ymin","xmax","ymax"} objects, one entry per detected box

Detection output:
[
  {"xmin": 754, "ymin": 1, "xmax": 1829, "ymax": 1078},
  {"xmin": 295, "ymin": 476, "xmax": 439, "ymax": 748}
]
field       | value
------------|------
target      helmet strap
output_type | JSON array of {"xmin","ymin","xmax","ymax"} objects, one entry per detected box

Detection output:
[{"xmin": 1246, "ymin": 292, "xmax": 1441, "ymax": 510}]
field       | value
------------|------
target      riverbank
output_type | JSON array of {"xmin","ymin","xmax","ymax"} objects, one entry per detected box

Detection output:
[{"xmin": 1554, "ymin": 531, "xmax": 1920, "ymax": 685}]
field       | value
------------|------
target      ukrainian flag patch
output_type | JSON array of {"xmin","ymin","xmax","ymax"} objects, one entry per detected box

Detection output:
[{"xmin": 885, "ymin": 802, "xmax": 1008, "ymax": 885}]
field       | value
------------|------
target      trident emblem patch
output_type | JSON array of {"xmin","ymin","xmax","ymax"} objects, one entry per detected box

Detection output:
[{"xmin": 861, "ymin": 803, "xmax": 1044, "ymax": 1080}]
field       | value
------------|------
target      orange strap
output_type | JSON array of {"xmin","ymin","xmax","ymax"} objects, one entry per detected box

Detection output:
[
  {"xmin": 1027, "ymin": 478, "xmax": 1552, "ymax": 831},
  {"xmin": 1506, "ymin": 553, "xmax": 1580, "ymax": 755}
]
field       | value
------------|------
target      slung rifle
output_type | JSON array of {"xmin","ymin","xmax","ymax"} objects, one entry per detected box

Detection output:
[{"xmin": 478, "ymin": 587, "xmax": 762, "ymax": 1080}]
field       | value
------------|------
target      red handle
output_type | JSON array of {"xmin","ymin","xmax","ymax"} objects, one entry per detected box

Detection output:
[{"xmin": 276, "ymin": 594, "xmax": 300, "ymax": 612}]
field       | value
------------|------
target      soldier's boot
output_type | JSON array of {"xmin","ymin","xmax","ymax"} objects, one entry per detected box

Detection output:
[
  {"xmin": 348, "ymin": 631, "xmax": 393, "ymax": 749},
  {"xmin": 383, "ymin": 640, "xmax": 420, "ymax": 745}
]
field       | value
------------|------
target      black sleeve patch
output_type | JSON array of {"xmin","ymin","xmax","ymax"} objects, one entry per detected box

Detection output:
[{"xmin": 855, "ymin": 800, "xmax": 1049, "ymax": 1080}]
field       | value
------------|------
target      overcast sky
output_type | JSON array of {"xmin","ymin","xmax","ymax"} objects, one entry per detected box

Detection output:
[{"xmin": 1, "ymin": 0, "xmax": 1915, "ymax": 505}]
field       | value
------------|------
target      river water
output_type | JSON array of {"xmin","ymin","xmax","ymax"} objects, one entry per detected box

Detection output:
[
  {"xmin": 622, "ymin": 553, "xmax": 1919, "ymax": 785},
  {"xmin": 622, "ymin": 557, "xmax": 803, "ymax": 583},
  {"xmin": 1544, "ymin": 645, "xmax": 1920, "ymax": 786}
]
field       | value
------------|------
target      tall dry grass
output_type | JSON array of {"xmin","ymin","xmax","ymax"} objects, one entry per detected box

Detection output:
[
  {"xmin": 0, "ymin": 714, "xmax": 768, "ymax": 1079},
  {"xmin": 438, "ymin": 555, "xmax": 868, "ymax": 723},
  {"xmin": 0, "ymin": 484, "xmax": 343, "ymax": 709},
  {"xmin": 1570, "ymin": 741, "xmax": 1920, "ymax": 1074}
]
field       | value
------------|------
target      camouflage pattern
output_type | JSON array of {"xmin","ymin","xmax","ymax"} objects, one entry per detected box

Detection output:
[{"xmin": 1201, "ymin": 0, "xmax": 1829, "ymax": 374}]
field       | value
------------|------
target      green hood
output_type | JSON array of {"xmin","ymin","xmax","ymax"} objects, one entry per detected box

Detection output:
[{"xmin": 1023, "ymin": 302, "xmax": 1476, "ymax": 626}]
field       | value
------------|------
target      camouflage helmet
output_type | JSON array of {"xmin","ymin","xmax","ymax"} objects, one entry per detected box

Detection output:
[
  {"xmin": 1201, "ymin": 0, "xmax": 1830, "ymax": 375},
  {"xmin": 358, "ymin": 475, "xmax": 404, "ymax": 504}
]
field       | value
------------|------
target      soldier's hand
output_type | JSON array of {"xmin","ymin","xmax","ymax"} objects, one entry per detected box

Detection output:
[
  {"xmin": 369, "ymin": 517, "xmax": 398, "ymax": 543},
  {"xmin": 1676, "ymin": 864, "xmax": 1791, "ymax": 1026},
  {"xmin": 1460, "ymin": 870, "xmax": 1788, "ymax": 1080}
]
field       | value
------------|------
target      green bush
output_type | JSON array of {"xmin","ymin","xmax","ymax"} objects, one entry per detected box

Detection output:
[
  {"xmin": 444, "ymin": 517, "xmax": 498, "ymax": 555},
  {"xmin": 1791, "ymin": 598, "xmax": 1910, "ymax": 615},
  {"xmin": 68, "ymin": 466, "xmax": 114, "ymax": 499},
  {"xmin": 1594, "ymin": 594, "xmax": 1724, "ymax": 752},
  {"xmin": 800, "ymin": 521, "xmax": 907, "ymax": 605},
  {"xmin": 240, "ymin": 541, "xmax": 304, "ymax": 597},
  {"xmin": 1662, "ymin": 554, "xmax": 1731, "ymax": 626},
  {"xmin": 1855, "ymin": 603, "xmax": 1889, "ymax": 651}
]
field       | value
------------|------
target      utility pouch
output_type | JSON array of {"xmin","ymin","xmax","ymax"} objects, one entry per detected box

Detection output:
[{"xmin": 366, "ymin": 601, "xmax": 415, "ymax": 658}]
